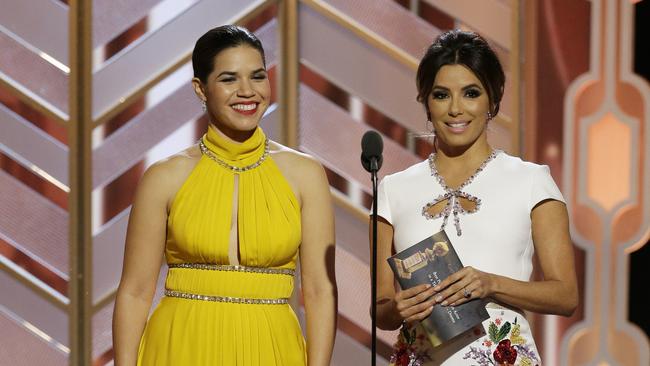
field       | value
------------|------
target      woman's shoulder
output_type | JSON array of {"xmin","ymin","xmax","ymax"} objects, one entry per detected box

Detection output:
[
  {"xmin": 381, "ymin": 159, "xmax": 430, "ymax": 186},
  {"xmin": 146, "ymin": 145, "xmax": 201, "ymax": 177},
  {"xmin": 136, "ymin": 145, "xmax": 202, "ymax": 204},
  {"xmin": 268, "ymin": 141, "xmax": 328, "ymax": 200},
  {"xmin": 269, "ymin": 140, "xmax": 324, "ymax": 172},
  {"xmin": 493, "ymin": 151, "xmax": 550, "ymax": 175}
]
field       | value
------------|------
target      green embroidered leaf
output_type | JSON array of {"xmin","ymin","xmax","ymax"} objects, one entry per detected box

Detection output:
[
  {"xmin": 495, "ymin": 322, "xmax": 511, "ymax": 342},
  {"xmin": 400, "ymin": 325, "xmax": 417, "ymax": 345},
  {"xmin": 408, "ymin": 328, "xmax": 417, "ymax": 345},
  {"xmin": 488, "ymin": 322, "xmax": 499, "ymax": 342}
]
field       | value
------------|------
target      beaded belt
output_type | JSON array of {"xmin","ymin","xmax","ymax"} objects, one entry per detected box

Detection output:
[
  {"xmin": 168, "ymin": 263, "xmax": 295, "ymax": 276},
  {"xmin": 165, "ymin": 263, "xmax": 293, "ymax": 305},
  {"xmin": 164, "ymin": 289, "xmax": 289, "ymax": 305}
]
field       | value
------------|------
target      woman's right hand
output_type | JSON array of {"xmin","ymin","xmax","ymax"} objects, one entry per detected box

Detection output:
[{"xmin": 395, "ymin": 284, "xmax": 438, "ymax": 324}]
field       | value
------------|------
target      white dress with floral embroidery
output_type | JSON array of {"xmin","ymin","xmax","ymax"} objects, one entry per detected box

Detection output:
[{"xmin": 376, "ymin": 152, "xmax": 564, "ymax": 366}]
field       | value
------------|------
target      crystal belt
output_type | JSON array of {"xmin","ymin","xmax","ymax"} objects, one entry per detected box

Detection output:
[
  {"xmin": 164, "ymin": 289, "xmax": 289, "ymax": 305},
  {"xmin": 168, "ymin": 263, "xmax": 295, "ymax": 276}
]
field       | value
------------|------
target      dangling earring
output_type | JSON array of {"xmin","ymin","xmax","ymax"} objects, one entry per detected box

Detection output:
[
  {"xmin": 426, "ymin": 120, "xmax": 435, "ymax": 135},
  {"xmin": 486, "ymin": 111, "xmax": 493, "ymax": 121},
  {"xmin": 201, "ymin": 100, "xmax": 207, "ymax": 112},
  {"xmin": 426, "ymin": 120, "xmax": 437, "ymax": 151}
]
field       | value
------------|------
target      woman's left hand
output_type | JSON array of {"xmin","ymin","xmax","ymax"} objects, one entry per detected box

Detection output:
[{"xmin": 432, "ymin": 266, "xmax": 495, "ymax": 307}]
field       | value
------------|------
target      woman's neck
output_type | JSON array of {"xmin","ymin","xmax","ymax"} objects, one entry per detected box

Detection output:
[
  {"xmin": 208, "ymin": 122, "xmax": 256, "ymax": 144},
  {"xmin": 434, "ymin": 138, "xmax": 493, "ymax": 178}
]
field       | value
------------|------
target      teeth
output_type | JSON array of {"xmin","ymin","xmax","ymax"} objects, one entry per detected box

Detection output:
[
  {"xmin": 446, "ymin": 122, "xmax": 469, "ymax": 128},
  {"xmin": 232, "ymin": 104, "xmax": 256, "ymax": 111}
]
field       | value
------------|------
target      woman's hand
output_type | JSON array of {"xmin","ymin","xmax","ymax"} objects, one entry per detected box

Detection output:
[
  {"xmin": 432, "ymin": 266, "xmax": 495, "ymax": 307},
  {"xmin": 395, "ymin": 284, "xmax": 439, "ymax": 324}
]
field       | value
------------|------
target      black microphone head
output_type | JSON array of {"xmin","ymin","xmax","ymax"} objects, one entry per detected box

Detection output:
[{"xmin": 361, "ymin": 130, "xmax": 384, "ymax": 172}]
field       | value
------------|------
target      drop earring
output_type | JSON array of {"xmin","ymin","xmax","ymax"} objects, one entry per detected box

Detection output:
[
  {"xmin": 201, "ymin": 100, "xmax": 207, "ymax": 112},
  {"xmin": 426, "ymin": 120, "xmax": 435, "ymax": 134},
  {"xmin": 486, "ymin": 111, "xmax": 493, "ymax": 121}
]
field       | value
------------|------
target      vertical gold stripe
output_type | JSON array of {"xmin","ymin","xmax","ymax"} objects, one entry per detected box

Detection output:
[
  {"xmin": 522, "ymin": 0, "xmax": 538, "ymax": 161},
  {"xmin": 279, "ymin": 0, "xmax": 299, "ymax": 148},
  {"xmin": 510, "ymin": 0, "xmax": 521, "ymax": 155},
  {"xmin": 278, "ymin": 0, "xmax": 302, "ymax": 317},
  {"xmin": 68, "ymin": 0, "xmax": 93, "ymax": 365}
]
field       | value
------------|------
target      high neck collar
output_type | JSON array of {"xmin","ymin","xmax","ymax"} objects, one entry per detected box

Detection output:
[{"xmin": 202, "ymin": 125, "xmax": 266, "ymax": 168}]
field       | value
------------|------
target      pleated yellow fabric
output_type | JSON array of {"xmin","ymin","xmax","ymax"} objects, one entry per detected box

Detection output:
[{"xmin": 137, "ymin": 126, "xmax": 306, "ymax": 366}]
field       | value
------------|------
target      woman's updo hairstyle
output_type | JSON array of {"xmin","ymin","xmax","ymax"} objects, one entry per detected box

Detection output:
[
  {"xmin": 192, "ymin": 25, "xmax": 266, "ymax": 83},
  {"xmin": 416, "ymin": 30, "xmax": 505, "ymax": 118}
]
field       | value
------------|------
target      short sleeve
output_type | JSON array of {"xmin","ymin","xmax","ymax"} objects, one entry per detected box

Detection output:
[
  {"xmin": 374, "ymin": 176, "xmax": 393, "ymax": 224},
  {"xmin": 529, "ymin": 164, "xmax": 565, "ymax": 211}
]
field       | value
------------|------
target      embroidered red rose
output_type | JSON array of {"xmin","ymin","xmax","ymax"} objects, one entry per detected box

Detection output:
[
  {"xmin": 395, "ymin": 351, "xmax": 410, "ymax": 366},
  {"xmin": 390, "ymin": 346, "xmax": 411, "ymax": 366},
  {"xmin": 493, "ymin": 339, "xmax": 517, "ymax": 364}
]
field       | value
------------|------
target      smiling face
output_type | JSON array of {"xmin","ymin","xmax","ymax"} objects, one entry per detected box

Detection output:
[
  {"xmin": 192, "ymin": 45, "xmax": 270, "ymax": 142},
  {"xmin": 427, "ymin": 64, "xmax": 491, "ymax": 155}
]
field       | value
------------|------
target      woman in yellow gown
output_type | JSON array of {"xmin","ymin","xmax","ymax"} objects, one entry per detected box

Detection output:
[{"xmin": 112, "ymin": 25, "xmax": 337, "ymax": 366}]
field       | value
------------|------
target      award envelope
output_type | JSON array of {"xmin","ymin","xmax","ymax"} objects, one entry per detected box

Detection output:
[{"xmin": 387, "ymin": 230, "xmax": 489, "ymax": 347}]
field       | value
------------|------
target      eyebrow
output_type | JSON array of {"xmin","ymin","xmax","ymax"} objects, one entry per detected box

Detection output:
[
  {"xmin": 216, "ymin": 68, "xmax": 267, "ymax": 78},
  {"xmin": 432, "ymin": 83, "xmax": 483, "ymax": 91}
]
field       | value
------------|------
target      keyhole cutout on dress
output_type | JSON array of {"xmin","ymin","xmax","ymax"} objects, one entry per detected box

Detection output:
[
  {"xmin": 424, "ymin": 196, "xmax": 479, "ymax": 217},
  {"xmin": 228, "ymin": 174, "xmax": 241, "ymax": 265}
]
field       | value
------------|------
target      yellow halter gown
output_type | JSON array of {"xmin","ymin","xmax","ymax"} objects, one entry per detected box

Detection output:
[{"xmin": 137, "ymin": 126, "xmax": 306, "ymax": 365}]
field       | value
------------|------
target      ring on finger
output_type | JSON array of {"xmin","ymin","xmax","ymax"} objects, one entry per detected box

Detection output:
[{"xmin": 463, "ymin": 287, "xmax": 471, "ymax": 299}]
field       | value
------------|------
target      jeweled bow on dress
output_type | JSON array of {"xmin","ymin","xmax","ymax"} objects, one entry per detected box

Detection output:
[
  {"xmin": 422, "ymin": 191, "xmax": 482, "ymax": 236},
  {"xmin": 422, "ymin": 150, "xmax": 499, "ymax": 236}
]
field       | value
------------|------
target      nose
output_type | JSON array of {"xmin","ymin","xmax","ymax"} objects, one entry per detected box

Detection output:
[
  {"xmin": 237, "ymin": 79, "xmax": 255, "ymax": 97},
  {"xmin": 448, "ymin": 96, "xmax": 463, "ymax": 117}
]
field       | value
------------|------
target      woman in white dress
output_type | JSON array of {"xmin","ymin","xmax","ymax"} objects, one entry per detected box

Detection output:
[{"xmin": 374, "ymin": 30, "xmax": 578, "ymax": 365}]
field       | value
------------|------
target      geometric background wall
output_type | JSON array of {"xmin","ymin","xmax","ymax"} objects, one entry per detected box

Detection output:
[{"xmin": 1, "ymin": 0, "xmax": 648, "ymax": 365}]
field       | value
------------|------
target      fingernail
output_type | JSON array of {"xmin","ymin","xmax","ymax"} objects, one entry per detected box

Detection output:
[
  {"xmin": 435, "ymin": 296, "xmax": 442, "ymax": 302},
  {"xmin": 433, "ymin": 286, "xmax": 440, "ymax": 291},
  {"xmin": 425, "ymin": 284, "xmax": 431, "ymax": 289},
  {"xmin": 441, "ymin": 301, "xmax": 448, "ymax": 306}
]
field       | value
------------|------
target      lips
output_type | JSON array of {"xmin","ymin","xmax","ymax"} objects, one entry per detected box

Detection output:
[
  {"xmin": 231, "ymin": 102, "xmax": 258, "ymax": 115},
  {"xmin": 444, "ymin": 120, "xmax": 470, "ymax": 133}
]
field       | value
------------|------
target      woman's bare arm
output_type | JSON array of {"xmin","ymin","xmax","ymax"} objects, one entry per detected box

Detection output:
[
  {"xmin": 112, "ymin": 158, "xmax": 185, "ymax": 365},
  {"xmin": 434, "ymin": 200, "xmax": 578, "ymax": 316},
  {"xmin": 297, "ymin": 157, "xmax": 337, "ymax": 366}
]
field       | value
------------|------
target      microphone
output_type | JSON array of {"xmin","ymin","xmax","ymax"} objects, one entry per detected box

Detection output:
[
  {"xmin": 361, "ymin": 130, "xmax": 383, "ymax": 366},
  {"xmin": 361, "ymin": 130, "xmax": 384, "ymax": 173}
]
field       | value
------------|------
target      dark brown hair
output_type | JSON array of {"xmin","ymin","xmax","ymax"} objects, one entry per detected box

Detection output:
[
  {"xmin": 416, "ymin": 30, "xmax": 505, "ymax": 119},
  {"xmin": 192, "ymin": 25, "xmax": 266, "ymax": 83}
]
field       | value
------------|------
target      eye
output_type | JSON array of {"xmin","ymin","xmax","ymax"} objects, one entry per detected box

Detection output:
[
  {"xmin": 218, "ymin": 77, "xmax": 236, "ymax": 83},
  {"xmin": 465, "ymin": 88, "xmax": 482, "ymax": 98},
  {"xmin": 432, "ymin": 91, "xmax": 448, "ymax": 100},
  {"xmin": 252, "ymin": 72, "xmax": 268, "ymax": 80}
]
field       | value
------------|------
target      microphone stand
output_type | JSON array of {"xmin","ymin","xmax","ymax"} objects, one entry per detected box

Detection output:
[{"xmin": 370, "ymin": 159, "xmax": 379, "ymax": 366}]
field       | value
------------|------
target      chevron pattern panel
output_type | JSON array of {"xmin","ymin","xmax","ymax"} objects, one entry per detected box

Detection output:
[{"xmin": 12, "ymin": 1, "xmax": 645, "ymax": 366}]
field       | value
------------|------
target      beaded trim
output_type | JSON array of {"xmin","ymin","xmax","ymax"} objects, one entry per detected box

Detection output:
[
  {"xmin": 168, "ymin": 263, "xmax": 295, "ymax": 276},
  {"xmin": 422, "ymin": 150, "xmax": 500, "ymax": 236},
  {"xmin": 199, "ymin": 138, "xmax": 270, "ymax": 172},
  {"xmin": 164, "ymin": 289, "xmax": 288, "ymax": 305}
]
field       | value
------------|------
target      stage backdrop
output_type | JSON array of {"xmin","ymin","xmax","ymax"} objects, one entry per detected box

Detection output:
[{"xmin": 0, "ymin": 0, "xmax": 647, "ymax": 365}]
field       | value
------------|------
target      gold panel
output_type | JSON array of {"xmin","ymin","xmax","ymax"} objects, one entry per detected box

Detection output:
[{"xmin": 586, "ymin": 113, "xmax": 631, "ymax": 211}]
